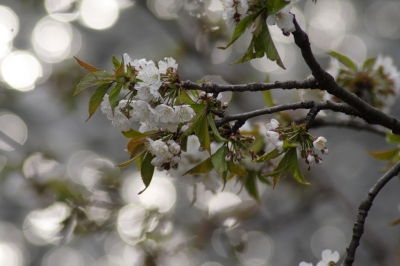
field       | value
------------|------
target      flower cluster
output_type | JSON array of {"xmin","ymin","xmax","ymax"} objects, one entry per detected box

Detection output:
[
  {"xmin": 299, "ymin": 249, "xmax": 340, "ymax": 266},
  {"xmin": 264, "ymin": 119, "xmax": 328, "ymax": 168},
  {"xmin": 327, "ymin": 55, "xmax": 400, "ymax": 114},
  {"xmin": 221, "ymin": 0, "xmax": 250, "ymax": 29},
  {"xmin": 266, "ymin": 0, "xmax": 297, "ymax": 35},
  {"xmin": 100, "ymin": 54, "xmax": 196, "ymax": 133},
  {"xmin": 147, "ymin": 139, "xmax": 181, "ymax": 170}
]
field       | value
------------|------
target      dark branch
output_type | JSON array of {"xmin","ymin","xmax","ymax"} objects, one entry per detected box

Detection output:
[
  {"xmin": 215, "ymin": 100, "xmax": 359, "ymax": 127},
  {"xmin": 180, "ymin": 77, "xmax": 318, "ymax": 93},
  {"xmin": 309, "ymin": 119, "xmax": 387, "ymax": 136},
  {"xmin": 343, "ymin": 160, "xmax": 400, "ymax": 266},
  {"xmin": 291, "ymin": 16, "xmax": 400, "ymax": 134}
]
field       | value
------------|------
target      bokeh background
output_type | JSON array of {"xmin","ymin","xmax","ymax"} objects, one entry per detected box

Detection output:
[{"xmin": 0, "ymin": 0, "xmax": 400, "ymax": 265}]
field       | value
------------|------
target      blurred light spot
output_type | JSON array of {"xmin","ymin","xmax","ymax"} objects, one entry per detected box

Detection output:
[
  {"xmin": 116, "ymin": 0, "xmax": 135, "ymax": 9},
  {"xmin": 365, "ymin": 1, "xmax": 400, "ymax": 39},
  {"xmin": 148, "ymin": 0, "xmax": 183, "ymax": 20},
  {"xmin": 0, "ymin": 156, "xmax": 6, "ymax": 171},
  {"xmin": 211, "ymin": 41, "xmax": 231, "ymax": 64},
  {"xmin": 0, "ymin": 42, "xmax": 11, "ymax": 59},
  {"xmin": 223, "ymin": 217, "xmax": 239, "ymax": 229},
  {"xmin": 308, "ymin": 20, "xmax": 345, "ymax": 54},
  {"xmin": 1, "ymin": 51, "xmax": 42, "ymax": 91},
  {"xmin": 212, "ymin": 229, "xmax": 246, "ymax": 258},
  {"xmin": 206, "ymin": 0, "xmax": 222, "ymax": 23},
  {"xmin": 0, "ymin": 6, "xmax": 19, "ymax": 44},
  {"xmin": 80, "ymin": 0, "xmax": 119, "ymax": 30},
  {"xmin": 158, "ymin": 251, "xmax": 190, "ymax": 266},
  {"xmin": 23, "ymin": 202, "xmax": 71, "ymax": 245},
  {"xmin": 122, "ymin": 171, "xmax": 176, "ymax": 213},
  {"xmin": 310, "ymin": 226, "xmax": 346, "ymax": 258},
  {"xmin": 250, "ymin": 41, "xmax": 285, "ymax": 73},
  {"xmin": 201, "ymin": 263, "xmax": 223, "ymax": 266},
  {"xmin": 117, "ymin": 204, "xmax": 148, "ymax": 245},
  {"xmin": 208, "ymin": 192, "xmax": 242, "ymax": 215},
  {"xmin": 208, "ymin": 0, "xmax": 222, "ymax": 12},
  {"xmin": 339, "ymin": 1, "xmax": 357, "ymax": 31},
  {"xmin": 236, "ymin": 231, "xmax": 274, "ymax": 266},
  {"xmin": 23, "ymin": 152, "xmax": 59, "ymax": 181},
  {"xmin": 32, "ymin": 17, "xmax": 75, "ymax": 63},
  {"xmin": 107, "ymin": 242, "xmax": 144, "ymax": 265},
  {"xmin": 45, "ymin": 0, "xmax": 79, "ymax": 22},
  {"xmin": 93, "ymin": 256, "xmax": 126, "ymax": 266},
  {"xmin": 0, "ymin": 243, "xmax": 23, "ymax": 266},
  {"xmin": 0, "ymin": 113, "xmax": 28, "ymax": 151},
  {"xmin": 67, "ymin": 150, "xmax": 99, "ymax": 186},
  {"xmin": 42, "ymin": 247, "xmax": 88, "ymax": 266},
  {"xmin": 306, "ymin": 0, "xmax": 342, "ymax": 30},
  {"xmin": 335, "ymin": 35, "xmax": 367, "ymax": 65}
]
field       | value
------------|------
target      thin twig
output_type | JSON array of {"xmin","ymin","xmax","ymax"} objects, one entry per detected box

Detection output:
[
  {"xmin": 215, "ymin": 101, "xmax": 359, "ymax": 127},
  {"xmin": 291, "ymin": 16, "xmax": 400, "ymax": 134},
  {"xmin": 180, "ymin": 77, "xmax": 318, "ymax": 93},
  {"xmin": 343, "ymin": 160, "xmax": 400, "ymax": 265}
]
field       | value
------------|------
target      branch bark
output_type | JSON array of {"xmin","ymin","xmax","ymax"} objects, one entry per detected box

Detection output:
[
  {"xmin": 290, "ymin": 16, "xmax": 400, "ymax": 134},
  {"xmin": 343, "ymin": 160, "xmax": 400, "ymax": 265}
]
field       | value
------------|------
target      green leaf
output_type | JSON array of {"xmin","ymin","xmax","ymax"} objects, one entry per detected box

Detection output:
[
  {"xmin": 262, "ymin": 90, "xmax": 275, "ymax": 107},
  {"xmin": 257, "ymin": 172, "xmax": 271, "ymax": 185},
  {"xmin": 122, "ymin": 128, "xmax": 153, "ymax": 139},
  {"xmin": 367, "ymin": 149, "xmax": 400, "ymax": 161},
  {"xmin": 287, "ymin": 148, "xmax": 310, "ymax": 185},
  {"xmin": 218, "ymin": 13, "xmax": 257, "ymax": 50},
  {"xmin": 228, "ymin": 160, "xmax": 248, "ymax": 177},
  {"xmin": 208, "ymin": 114, "xmax": 227, "ymax": 142},
  {"xmin": 139, "ymin": 152, "xmax": 155, "ymax": 194},
  {"xmin": 87, "ymin": 83, "xmax": 112, "ymax": 121},
  {"xmin": 211, "ymin": 145, "xmax": 228, "ymax": 173},
  {"xmin": 190, "ymin": 103, "xmax": 207, "ymax": 113},
  {"xmin": 222, "ymin": 171, "xmax": 228, "ymax": 191},
  {"xmin": 266, "ymin": 0, "xmax": 291, "ymax": 15},
  {"xmin": 244, "ymin": 171, "xmax": 260, "ymax": 202},
  {"xmin": 73, "ymin": 71, "xmax": 113, "ymax": 96},
  {"xmin": 127, "ymin": 138, "xmax": 148, "ymax": 154},
  {"xmin": 112, "ymin": 56, "xmax": 121, "ymax": 70},
  {"xmin": 183, "ymin": 158, "xmax": 213, "ymax": 175},
  {"xmin": 326, "ymin": 51, "xmax": 358, "ymax": 72},
  {"xmin": 109, "ymin": 82, "xmax": 124, "ymax": 114},
  {"xmin": 183, "ymin": 107, "xmax": 211, "ymax": 153},
  {"xmin": 177, "ymin": 90, "xmax": 196, "ymax": 105},
  {"xmin": 262, "ymin": 22, "xmax": 285, "ymax": 69},
  {"xmin": 180, "ymin": 135, "xmax": 188, "ymax": 152},
  {"xmin": 116, "ymin": 143, "xmax": 146, "ymax": 167},
  {"xmin": 255, "ymin": 148, "xmax": 282, "ymax": 162},
  {"xmin": 386, "ymin": 132, "xmax": 400, "ymax": 144},
  {"xmin": 362, "ymin": 57, "xmax": 376, "ymax": 71},
  {"xmin": 74, "ymin": 56, "xmax": 101, "ymax": 73},
  {"xmin": 390, "ymin": 217, "xmax": 400, "ymax": 226}
]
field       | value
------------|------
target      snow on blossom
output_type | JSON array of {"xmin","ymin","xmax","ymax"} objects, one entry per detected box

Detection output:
[
  {"xmin": 313, "ymin": 136, "xmax": 327, "ymax": 150},
  {"xmin": 316, "ymin": 249, "xmax": 339, "ymax": 266},
  {"xmin": 100, "ymin": 95, "xmax": 132, "ymax": 131},
  {"xmin": 221, "ymin": 0, "xmax": 249, "ymax": 29},
  {"xmin": 159, "ymin": 57, "xmax": 178, "ymax": 74}
]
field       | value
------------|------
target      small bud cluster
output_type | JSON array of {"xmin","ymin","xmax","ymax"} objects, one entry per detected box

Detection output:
[{"xmin": 302, "ymin": 136, "xmax": 328, "ymax": 167}]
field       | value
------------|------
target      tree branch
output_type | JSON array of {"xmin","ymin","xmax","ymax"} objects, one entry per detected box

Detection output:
[
  {"xmin": 180, "ymin": 77, "xmax": 318, "ymax": 93},
  {"xmin": 343, "ymin": 160, "xmax": 400, "ymax": 265},
  {"xmin": 215, "ymin": 100, "xmax": 359, "ymax": 128},
  {"xmin": 291, "ymin": 16, "xmax": 400, "ymax": 134},
  {"xmin": 309, "ymin": 119, "xmax": 386, "ymax": 136}
]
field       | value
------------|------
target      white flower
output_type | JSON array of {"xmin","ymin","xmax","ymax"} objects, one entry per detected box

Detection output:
[
  {"xmin": 100, "ymin": 95, "xmax": 132, "ymax": 131},
  {"xmin": 266, "ymin": 1, "xmax": 296, "ymax": 35},
  {"xmin": 175, "ymin": 105, "xmax": 195, "ymax": 123},
  {"xmin": 299, "ymin": 262, "xmax": 313, "ymax": 266},
  {"xmin": 316, "ymin": 249, "xmax": 339, "ymax": 266},
  {"xmin": 221, "ymin": 0, "xmax": 249, "ymax": 29},
  {"xmin": 306, "ymin": 154, "xmax": 315, "ymax": 165},
  {"xmin": 130, "ymin": 100, "xmax": 159, "ymax": 127},
  {"xmin": 122, "ymin": 53, "xmax": 134, "ymax": 72},
  {"xmin": 148, "ymin": 139, "xmax": 173, "ymax": 163},
  {"xmin": 313, "ymin": 136, "xmax": 327, "ymax": 150},
  {"xmin": 156, "ymin": 104, "xmax": 178, "ymax": 124},
  {"xmin": 266, "ymin": 119, "xmax": 280, "ymax": 130},
  {"xmin": 135, "ymin": 62, "xmax": 162, "ymax": 92},
  {"xmin": 159, "ymin": 57, "xmax": 178, "ymax": 74},
  {"xmin": 167, "ymin": 140, "xmax": 181, "ymax": 155},
  {"xmin": 135, "ymin": 85, "xmax": 161, "ymax": 102}
]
